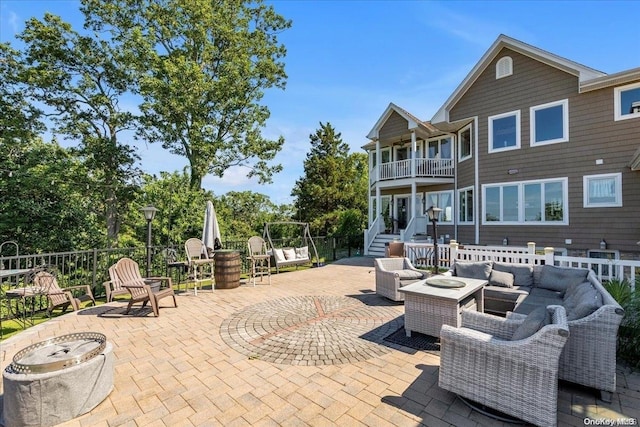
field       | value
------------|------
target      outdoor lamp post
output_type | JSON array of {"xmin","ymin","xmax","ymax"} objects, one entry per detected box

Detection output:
[
  {"xmin": 426, "ymin": 206, "xmax": 442, "ymax": 274},
  {"xmin": 140, "ymin": 205, "xmax": 158, "ymax": 278}
]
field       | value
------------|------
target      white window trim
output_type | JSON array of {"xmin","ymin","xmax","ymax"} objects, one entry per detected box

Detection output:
[
  {"xmin": 457, "ymin": 124, "xmax": 472, "ymax": 162},
  {"xmin": 583, "ymin": 173, "xmax": 622, "ymax": 208},
  {"xmin": 481, "ymin": 178, "xmax": 568, "ymax": 225},
  {"xmin": 424, "ymin": 190, "xmax": 454, "ymax": 224},
  {"xmin": 488, "ymin": 110, "xmax": 521, "ymax": 153},
  {"xmin": 457, "ymin": 186, "xmax": 474, "ymax": 224},
  {"xmin": 426, "ymin": 136, "xmax": 453, "ymax": 159},
  {"xmin": 614, "ymin": 81, "xmax": 640, "ymax": 121},
  {"xmin": 530, "ymin": 99, "xmax": 569, "ymax": 146},
  {"xmin": 496, "ymin": 56, "xmax": 513, "ymax": 79}
]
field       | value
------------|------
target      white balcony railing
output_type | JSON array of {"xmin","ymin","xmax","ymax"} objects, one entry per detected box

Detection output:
[{"xmin": 369, "ymin": 158, "xmax": 454, "ymax": 185}]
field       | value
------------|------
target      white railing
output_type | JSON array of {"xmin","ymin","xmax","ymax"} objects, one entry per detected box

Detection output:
[
  {"xmin": 374, "ymin": 158, "xmax": 454, "ymax": 183},
  {"xmin": 394, "ymin": 159, "xmax": 412, "ymax": 178},
  {"xmin": 404, "ymin": 241, "xmax": 639, "ymax": 290},
  {"xmin": 416, "ymin": 158, "xmax": 454, "ymax": 176},
  {"xmin": 364, "ymin": 215, "xmax": 383, "ymax": 254},
  {"xmin": 555, "ymin": 255, "xmax": 638, "ymax": 289}
]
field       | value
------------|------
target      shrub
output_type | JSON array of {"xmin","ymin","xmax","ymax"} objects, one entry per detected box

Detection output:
[{"xmin": 605, "ymin": 278, "xmax": 640, "ymax": 369}]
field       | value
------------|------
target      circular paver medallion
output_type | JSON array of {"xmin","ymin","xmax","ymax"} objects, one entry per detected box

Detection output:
[{"xmin": 220, "ymin": 295, "xmax": 403, "ymax": 365}]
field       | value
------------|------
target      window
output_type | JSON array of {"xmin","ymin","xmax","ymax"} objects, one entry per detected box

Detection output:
[
  {"xmin": 424, "ymin": 191, "xmax": 453, "ymax": 223},
  {"xmin": 482, "ymin": 178, "xmax": 567, "ymax": 224},
  {"xmin": 583, "ymin": 173, "xmax": 622, "ymax": 207},
  {"xmin": 458, "ymin": 187, "xmax": 474, "ymax": 223},
  {"xmin": 614, "ymin": 82, "xmax": 640, "ymax": 121},
  {"xmin": 458, "ymin": 125, "xmax": 472, "ymax": 161},
  {"xmin": 489, "ymin": 110, "xmax": 520, "ymax": 153},
  {"xmin": 496, "ymin": 56, "xmax": 513, "ymax": 79},
  {"xmin": 427, "ymin": 137, "xmax": 452, "ymax": 159},
  {"xmin": 530, "ymin": 99, "xmax": 569, "ymax": 145}
]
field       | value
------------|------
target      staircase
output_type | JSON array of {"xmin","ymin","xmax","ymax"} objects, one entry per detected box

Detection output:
[{"xmin": 367, "ymin": 234, "xmax": 400, "ymax": 257}]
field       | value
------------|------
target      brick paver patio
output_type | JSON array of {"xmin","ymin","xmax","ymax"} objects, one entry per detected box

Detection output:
[{"xmin": 1, "ymin": 257, "xmax": 638, "ymax": 426}]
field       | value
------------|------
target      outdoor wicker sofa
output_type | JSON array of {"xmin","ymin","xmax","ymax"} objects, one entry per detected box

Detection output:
[
  {"xmin": 447, "ymin": 260, "xmax": 624, "ymax": 401},
  {"xmin": 439, "ymin": 305, "xmax": 570, "ymax": 427},
  {"xmin": 374, "ymin": 257, "xmax": 427, "ymax": 302}
]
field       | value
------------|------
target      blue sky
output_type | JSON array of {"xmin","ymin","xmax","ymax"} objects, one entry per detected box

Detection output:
[{"xmin": 2, "ymin": 0, "xmax": 640, "ymax": 205}]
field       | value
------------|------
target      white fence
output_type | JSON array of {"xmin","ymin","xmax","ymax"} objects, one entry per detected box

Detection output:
[{"xmin": 404, "ymin": 241, "xmax": 639, "ymax": 290}]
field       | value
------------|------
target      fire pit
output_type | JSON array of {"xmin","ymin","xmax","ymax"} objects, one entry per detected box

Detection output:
[{"xmin": 2, "ymin": 332, "xmax": 113, "ymax": 427}]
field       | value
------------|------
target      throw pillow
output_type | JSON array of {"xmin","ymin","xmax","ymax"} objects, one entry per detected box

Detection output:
[
  {"xmin": 283, "ymin": 248, "xmax": 297, "ymax": 260},
  {"xmin": 489, "ymin": 270, "xmax": 514, "ymax": 288},
  {"xmin": 564, "ymin": 285, "xmax": 602, "ymax": 321},
  {"xmin": 454, "ymin": 261, "xmax": 492, "ymax": 280},
  {"xmin": 273, "ymin": 248, "xmax": 286, "ymax": 263},
  {"xmin": 538, "ymin": 265, "xmax": 589, "ymax": 293},
  {"xmin": 493, "ymin": 262, "xmax": 534, "ymax": 287},
  {"xmin": 295, "ymin": 246, "xmax": 309, "ymax": 260},
  {"xmin": 511, "ymin": 306, "xmax": 550, "ymax": 341}
]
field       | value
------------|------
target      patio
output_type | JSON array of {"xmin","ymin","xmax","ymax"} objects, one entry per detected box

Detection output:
[{"xmin": 1, "ymin": 257, "xmax": 638, "ymax": 426}]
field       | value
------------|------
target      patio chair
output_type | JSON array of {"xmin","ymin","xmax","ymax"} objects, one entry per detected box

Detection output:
[
  {"xmin": 31, "ymin": 268, "xmax": 96, "ymax": 315},
  {"xmin": 438, "ymin": 305, "xmax": 569, "ymax": 427},
  {"xmin": 247, "ymin": 236, "xmax": 271, "ymax": 286},
  {"xmin": 374, "ymin": 257, "xmax": 427, "ymax": 302},
  {"xmin": 185, "ymin": 237, "xmax": 215, "ymax": 294},
  {"xmin": 385, "ymin": 241, "xmax": 405, "ymax": 258},
  {"xmin": 103, "ymin": 264, "xmax": 129, "ymax": 302},
  {"xmin": 113, "ymin": 257, "xmax": 176, "ymax": 317}
]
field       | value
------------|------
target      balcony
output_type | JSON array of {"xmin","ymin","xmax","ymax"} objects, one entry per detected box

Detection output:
[{"xmin": 370, "ymin": 158, "xmax": 454, "ymax": 185}]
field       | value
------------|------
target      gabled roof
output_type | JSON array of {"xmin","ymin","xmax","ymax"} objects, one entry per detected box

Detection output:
[
  {"xmin": 366, "ymin": 102, "xmax": 438, "ymax": 140},
  {"xmin": 432, "ymin": 34, "xmax": 607, "ymax": 125}
]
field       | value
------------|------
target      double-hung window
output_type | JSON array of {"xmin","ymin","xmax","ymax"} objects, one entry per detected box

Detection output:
[
  {"xmin": 424, "ymin": 191, "xmax": 453, "ymax": 223},
  {"xmin": 488, "ymin": 110, "xmax": 520, "ymax": 153},
  {"xmin": 483, "ymin": 178, "xmax": 567, "ymax": 224},
  {"xmin": 458, "ymin": 125, "xmax": 472, "ymax": 162},
  {"xmin": 458, "ymin": 187, "xmax": 474, "ymax": 223},
  {"xmin": 530, "ymin": 99, "xmax": 569, "ymax": 145},
  {"xmin": 614, "ymin": 82, "xmax": 640, "ymax": 121},
  {"xmin": 583, "ymin": 173, "xmax": 622, "ymax": 207}
]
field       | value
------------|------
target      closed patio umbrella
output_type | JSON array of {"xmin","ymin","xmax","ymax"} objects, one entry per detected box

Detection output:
[{"xmin": 202, "ymin": 200, "xmax": 222, "ymax": 253}]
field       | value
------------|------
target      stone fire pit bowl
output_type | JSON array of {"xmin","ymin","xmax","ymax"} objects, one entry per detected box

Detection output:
[{"xmin": 2, "ymin": 332, "xmax": 113, "ymax": 427}]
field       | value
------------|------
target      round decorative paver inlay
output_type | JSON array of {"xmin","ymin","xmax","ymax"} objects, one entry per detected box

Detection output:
[{"xmin": 220, "ymin": 295, "xmax": 403, "ymax": 365}]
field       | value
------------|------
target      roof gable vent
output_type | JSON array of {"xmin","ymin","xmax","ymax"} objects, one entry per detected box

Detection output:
[{"xmin": 496, "ymin": 56, "xmax": 513, "ymax": 79}]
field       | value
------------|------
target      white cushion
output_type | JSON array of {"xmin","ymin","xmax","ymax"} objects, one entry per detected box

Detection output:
[
  {"xmin": 295, "ymin": 246, "xmax": 309, "ymax": 259},
  {"xmin": 273, "ymin": 248, "xmax": 286, "ymax": 262},
  {"xmin": 283, "ymin": 248, "xmax": 296, "ymax": 260}
]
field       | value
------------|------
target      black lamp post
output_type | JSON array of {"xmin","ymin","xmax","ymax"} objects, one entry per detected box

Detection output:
[
  {"xmin": 426, "ymin": 206, "xmax": 442, "ymax": 275},
  {"xmin": 140, "ymin": 205, "xmax": 158, "ymax": 278}
]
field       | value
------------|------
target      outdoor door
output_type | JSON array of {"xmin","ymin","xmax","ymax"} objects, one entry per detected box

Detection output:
[{"xmin": 397, "ymin": 197, "xmax": 409, "ymax": 230}]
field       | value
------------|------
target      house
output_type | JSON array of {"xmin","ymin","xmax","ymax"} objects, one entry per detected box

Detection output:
[{"xmin": 364, "ymin": 34, "xmax": 640, "ymax": 261}]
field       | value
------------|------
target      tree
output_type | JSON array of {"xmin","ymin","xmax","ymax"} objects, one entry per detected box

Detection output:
[
  {"xmin": 216, "ymin": 191, "xmax": 290, "ymax": 240},
  {"xmin": 17, "ymin": 13, "xmax": 141, "ymax": 245},
  {"xmin": 82, "ymin": 0, "xmax": 290, "ymax": 189},
  {"xmin": 0, "ymin": 138, "xmax": 102, "ymax": 253},
  {"xmin": 291, "ymin": 122, "xmax": 368, "ymax": 236}
]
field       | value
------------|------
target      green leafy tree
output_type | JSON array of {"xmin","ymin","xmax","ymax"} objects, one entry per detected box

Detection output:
[
  {"xmin": 118, "ymin": 171, "xmax": 211, "ymax": 248},
  {"xmin": 0, "ymin": 43, "xmax": 44, "ymax": 150},
  {"xmin": 82, "ymin": 0, "xmax": 290, "ymax": 189},
  {"xmin": 216, "ymin": 191, "xmax": 290, "ymax": 240},
  {"xmin": 291, "ymin": 122, "xmax": 368, "ymax": 236},
  {"xmin": 0, "ymin": 138, "xmax": 102, "ymax": 253},
  {"xmin": 17, "ymin": 13, "xmax": 141, "ymax": 245}
]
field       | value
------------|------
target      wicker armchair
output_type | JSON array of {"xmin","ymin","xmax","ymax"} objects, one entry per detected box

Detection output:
[
  {"xmin": 374, "ymin": 257, "xmax": 427, "ymax": 302},
  {"xmin": 439, "ymin": 306, "xmax": 569, "ymax": 427}
]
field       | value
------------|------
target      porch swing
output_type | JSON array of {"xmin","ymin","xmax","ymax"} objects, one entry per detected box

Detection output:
[{"xmin": 262, "ymin": 221, "xmax": 320, "ymax": 273}]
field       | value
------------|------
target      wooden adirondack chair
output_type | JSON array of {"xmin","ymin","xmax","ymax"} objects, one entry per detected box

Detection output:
[
  {"xmin": 31, "ymin": 269, "xmax": 95, "ymax": 315},
  {"xmin": 112, "ymin": 257, "xmax": 176, "ymax": 317},
  {"xmin": 103, "ymin": 264, "xmax": 129, "ymax": 302}
]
